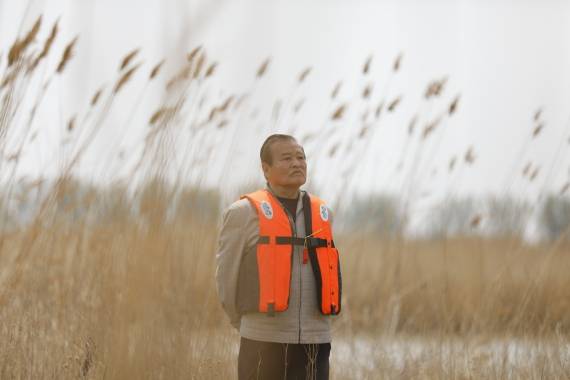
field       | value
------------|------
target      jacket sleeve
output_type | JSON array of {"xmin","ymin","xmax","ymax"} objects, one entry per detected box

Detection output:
[{"xmin": 215, "ymin": 202, "xmax": 250, "ymax": 331}]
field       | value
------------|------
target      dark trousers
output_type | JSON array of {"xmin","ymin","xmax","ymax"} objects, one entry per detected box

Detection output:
[{"xmin": 238, "ymin": 337, "xmax": 331, "ymax": 380}]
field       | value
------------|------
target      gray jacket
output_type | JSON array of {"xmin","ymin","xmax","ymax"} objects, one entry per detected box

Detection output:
[{"xmin": 215, "ymin": 187, "xmax": 335, "ymax": 344}]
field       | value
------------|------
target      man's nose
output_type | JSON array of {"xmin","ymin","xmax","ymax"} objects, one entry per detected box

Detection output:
[{"xmin": 291, "ymin": 158, "xmax": 305, "ymax": 167}]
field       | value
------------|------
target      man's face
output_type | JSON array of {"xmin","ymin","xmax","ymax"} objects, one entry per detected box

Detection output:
[{"xmin": 262, "ymin": 139, "xmax": 307, "ymax": 190}]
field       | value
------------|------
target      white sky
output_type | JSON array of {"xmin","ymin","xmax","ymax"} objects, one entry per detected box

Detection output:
[{"xmin": 1, "ymin": 0, "xmax": 569, "ymax": 212}]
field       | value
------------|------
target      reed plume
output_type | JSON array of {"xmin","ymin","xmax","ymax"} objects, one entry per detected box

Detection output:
[
  {"xmin": 30, "ymin": 18, "xmax": 58, "ymax": 70},
  {"xmin": 331, "ymin": 81, "xmax": 341, "ymax": 99},
  {"xmin": 8, "ymin": 15, "xmax": 42, "ymax": 66},
  {"xmin": 393, "ymin": 52, "xmax": 403, "ymax": 72},
  {"xmin": 114, "ymin": 63, "xmax": 141, "ymax": 94},
  {"xmin": 56, "ymin": 36, "xmax": 78, "ymax": 74},
  {"xmin": 297, "ymin": 67, "xmax": 311, "ymax": 83},
  {"xmin": 149, "ymin": 59, "xmax": 165, "ymax": 80},
  {"xmin": 256, "ymin": 58, "xmax": 270, "ymax": 78},
  {"xmin": 119, "ymin": 48, "xmax": 140, "ymax": 71},
  {"xmin": 331, "ymin": 104, "xmax": 346, "ymax": 120},
  {"xmin": 387, "ymin": 96, "xmax": 401, "ymax": 112},
  {"xmin": 362, "ymin": 55, "xmax": 373, "ymax": 74}
]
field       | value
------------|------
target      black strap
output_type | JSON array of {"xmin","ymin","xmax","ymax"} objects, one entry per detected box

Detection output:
[
  {"xmin": 257, "ymin": 236, "xmax": 270, "ymax": 244},
  {"xmin": 302, "ymin": 237, "xmax": 333, "ymax": 249},
  {"xmin": 257, "ymin": 236, "xmax": 297, "ymax": 245},
  {"xmin": 267, "ymin": 236, "xmax": 334, "ymax": 249},
  {"xmin": 275, "ymin": 236, "xmax": 305, "ymax": 246},
  {"xmin": 303, "ymin": 193, "xmax": 324, "ymax": 312}
]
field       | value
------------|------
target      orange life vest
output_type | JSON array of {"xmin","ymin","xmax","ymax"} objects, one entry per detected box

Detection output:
[{"xmin": 239, "ymin": 189, "xmax": 341, "ymax": 316}]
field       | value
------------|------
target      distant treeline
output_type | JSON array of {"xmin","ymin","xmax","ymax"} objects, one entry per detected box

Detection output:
[{"xmin": 1, "ymin": 177, "xmax": 569, "ymax": 243}]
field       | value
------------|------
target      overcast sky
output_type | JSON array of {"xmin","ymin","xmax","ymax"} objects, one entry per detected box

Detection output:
[{"xmin": 1, "ymin": 0, "xmax": 569, "ymax": 214}]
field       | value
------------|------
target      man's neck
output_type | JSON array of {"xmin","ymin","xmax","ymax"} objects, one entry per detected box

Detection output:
[{"xmin": 268, "ymin": 184, "xmax": 300, "ymax": 199}]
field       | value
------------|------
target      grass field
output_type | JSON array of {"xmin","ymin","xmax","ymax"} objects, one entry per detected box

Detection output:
[{"xmin": 1, "ymin": 211, "xmax": 569, "ymax": 378}]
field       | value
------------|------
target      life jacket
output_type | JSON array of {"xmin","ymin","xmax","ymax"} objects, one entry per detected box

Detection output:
[{"xmin": 238, "ymin": 189, "xmax": 341, "ymax": 316}]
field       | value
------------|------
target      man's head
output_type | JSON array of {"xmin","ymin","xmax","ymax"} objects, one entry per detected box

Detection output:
[{"xmin": 260, "ymin": 134, "xmax": 307, "ymax": 191}]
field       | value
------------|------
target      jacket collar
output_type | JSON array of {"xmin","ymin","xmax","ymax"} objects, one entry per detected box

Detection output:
[{"xmin": 265, "ymin": 183, "xmax": 305, "ymax": 215}]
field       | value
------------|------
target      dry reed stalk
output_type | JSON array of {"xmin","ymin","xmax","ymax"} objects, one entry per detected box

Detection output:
[
  {"xmin": 67, "ymin": 115, "xmax": 76, "ymax": 131},
  {"xmin": 149, "ymin": 106, "xmax": 176, "ymax": 125},
  {"xmin": 193, "ymin": 53, "xmax": 205, "ymax": 79},
  {"xmin": 166, "ymin": 64, "xmax": 192, "ymax": 90},
  {"xmin": 331, "ymin": 81, "xmax": 342, "ymax": 99},
  {"xmin": 387, "ymin": 96, "xmax": 401, "ymax": 112},
  {"xmin": 532, "ymin": 123, "xmax": 544, "ymax": 138},
  {"xmin": 464, "ymin": 147, "xmax": 476, "ymax": 165},
  {"xmin": 448, "ymin": 95, "xmax": 460, "ymax": 115},
  {"xmin": 425, "ymin": 77, "xmax": 447, "ymax": 99},
  {"xmin": 362, "ymin": 84, "xmax": 372, "ymax": 99},
  {"xmin": 374, "ymin": 100, "xmax": 384, "ymax": 119},
  {"xmin": 470, "ymin": 214, "xmax": 482, "ymax": 228},
  {"xmin": 297, "ymin": 67, "xmax": 311, "ymax": 83},
  {"xmin": 56, "ymin": 36, "xmax": 78, "ymax": 74},
  {"xmin": 522, "ymin": 162, "xmax": 531, "ymax": 177},
  {"xmin": 204, "ymin": 62, "xmax": 217, "ymax": 78},
  {"xmin": 207, "ymin": 96, "xmax": 234, "ymax": 122},
  {"xmin": 449, "ymin": 156, "xmax": 457, "ymax": 172},
  {"xmin": 149, "ymin": 59, "xmax": 165, "ymax": 80},
  {"xmin": 0, "ymin": 67, "xmax": 19, "ymax": 88},
  {"xmin": 119, "ymin": 48, "xmax": 140, "ymax": 71},
  {"xmin": 331, "ymin": 104, "xmax": 346, "ymax": 120},
  {"xmin": 90, "ymin": 87, "xmax": 103, "ymax": 107},
  {"xmin": 5, "ymin": 152, "xmax": 19, "ymax": 161},
  {"xmin": 187, "ymin": 45, "xmax": 202, "ymax": 62},
  {"xmin": 114, "ymin": 63, "xmax": 141, "ymax": 94},
  {"xmin": 20, "ymin": 15, "xmax": 42, "ymax": 48},
  {"xmin": 30, "ymin": 18, "xmax": 58, "ymax": 71},
  {"xmin": 408, "ymin": 114, "xmax": 418, "ymax": 135},
  {"xmin": 256, "ymin": 58, "xmax": 270, "ymax": 78},
  {"xmin": 8, "ymin": 15, "xmax": 42, "ymax": 66},
  {"xmin": 362, "ymin": 55, "xmax": 373, "ymax": 74},
  {"xmin": 422, "ymin": 116, "xmax": 442, "ymax": 140},
  {"xmin": 393, "ymin": 53, "xmax": 403, "ymax": 72}
]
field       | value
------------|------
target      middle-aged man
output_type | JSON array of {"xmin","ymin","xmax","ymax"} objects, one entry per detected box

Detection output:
[{"xmin": 216, "ymin": 134, "xmax": 342, "ymax": 380}]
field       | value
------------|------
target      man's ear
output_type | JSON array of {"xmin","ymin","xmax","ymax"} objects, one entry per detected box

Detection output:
[{"xmin": 262, "ymin": 161, "xmax": 270, "ymax": 180}]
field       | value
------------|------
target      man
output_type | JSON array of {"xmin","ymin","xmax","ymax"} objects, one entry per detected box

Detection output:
[{"xmin": 216, "ymin": 134, "xmax": 341, "ymax": 380}]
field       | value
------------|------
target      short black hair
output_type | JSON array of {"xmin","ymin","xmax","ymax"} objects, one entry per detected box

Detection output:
[{"xmin": 260, "ymin": 134, "xmax": 298, "ymax": 165}]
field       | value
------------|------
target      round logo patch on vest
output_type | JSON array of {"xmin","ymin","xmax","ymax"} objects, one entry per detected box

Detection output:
[
  {"xmin": 320, "ymin": 204, "xmax": 329, "ymax": 221},
  {"xmin": 261, "ymin": 201, "xmax": 274, "ymax": 219}
]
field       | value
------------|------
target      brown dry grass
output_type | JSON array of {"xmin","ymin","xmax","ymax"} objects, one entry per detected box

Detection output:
[{"xmin": 1, "ymin": 210, "xmax": 570, "ymax": 378}]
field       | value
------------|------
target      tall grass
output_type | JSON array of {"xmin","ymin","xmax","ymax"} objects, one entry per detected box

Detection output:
[{"xmin": 1, "ymin": 13, "xmax": 570, "ymax": 379}]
